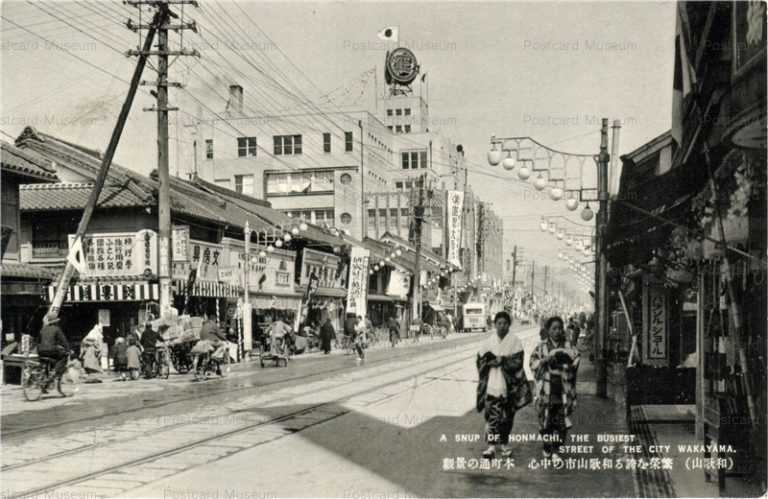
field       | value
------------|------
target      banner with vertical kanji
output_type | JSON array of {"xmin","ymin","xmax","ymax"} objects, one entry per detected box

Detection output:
[
  {"xmin": 446, "ymin": 190, "xmax": 464, "ymax": 268},
  {"xmin": 346, "ymin": 246, "xmax": 370, "ymax": 319}
]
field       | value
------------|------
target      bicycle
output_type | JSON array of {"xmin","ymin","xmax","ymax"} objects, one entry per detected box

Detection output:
[
  {"xmin": 22, "ymin": 354, "xmax": 77, "ymax": 401},
  {"xmin": 154, "ymin": 344, "xmax": 171, "ymax": 379}
]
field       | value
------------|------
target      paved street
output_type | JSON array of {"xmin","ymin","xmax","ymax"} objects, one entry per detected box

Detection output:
[{"xmin": 1, "ymin": 326, "xmax": 635, "ymax": 498}]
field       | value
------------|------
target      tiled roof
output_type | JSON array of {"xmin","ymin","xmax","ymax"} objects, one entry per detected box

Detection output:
[
  {"xmin": 0, "ymin": 262, "xmax": 57, "ymax": 280},
  {"xmin": 1, "ymin": 141, "xmax": 57, "ymax": 181},
  {"xmin": 20, "ymin": 183, "xmax": 146, "ymax": 211}
]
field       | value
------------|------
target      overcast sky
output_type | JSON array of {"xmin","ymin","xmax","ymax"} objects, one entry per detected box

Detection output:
[{"xmin": 1, "ymin": 1, "xmax": 677, "ymax": 293}]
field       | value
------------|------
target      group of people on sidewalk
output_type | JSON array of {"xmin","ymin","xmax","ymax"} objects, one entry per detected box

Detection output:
[{"xmin": 477, "ymin": 311, "xmax": 580, "ymax": 464}]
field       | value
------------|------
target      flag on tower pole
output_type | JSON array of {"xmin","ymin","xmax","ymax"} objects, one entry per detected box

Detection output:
[{"xmin": 377, "ymin": 26, "xmax": 399, "ymax": 42}]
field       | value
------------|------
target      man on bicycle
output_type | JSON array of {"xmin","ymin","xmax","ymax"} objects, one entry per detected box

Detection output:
[
  {"xmin": 140, "ymin": 322, "xmax": 161, "ymax": 378},
  {"xmin": 38, "ymin": 313, "xmax": 70, "ymax": 385}
]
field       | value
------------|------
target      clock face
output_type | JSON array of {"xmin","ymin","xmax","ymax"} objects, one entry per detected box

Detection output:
[{"xmin": 386, "ymin": 47, "xmax": 419, "ymax": 85}]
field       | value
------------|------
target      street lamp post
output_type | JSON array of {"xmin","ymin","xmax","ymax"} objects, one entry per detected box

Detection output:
[{"xmin": 487, "ymin": 118, "xmax": 612, "ymax": 398}]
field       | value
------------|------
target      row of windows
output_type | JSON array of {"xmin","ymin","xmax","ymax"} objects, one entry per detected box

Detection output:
[
  {"xmin": 394, "ymin": 179, "xmax": 424, "ymax": 191},
  {"xmin": 284, "ymin": 209, "xmax": 335, "ymax": 225},
  {"xmin": 386, "ymin": 108, "xmax": 412, "ymax": 117},
  {"xmin": 401, "ymin": 150, "xmax": 428, "ymax": 169},
  {"xmin": 388, "ymin": 125, "xmax": 412, "ymax": 134},
  {"xmin": 266, "ymin": 171, "xmax": 335, "ymax": 195},
  {"xmin": 204, "ymin": 132, "xmax": 354, "ymax": 160},
  {"xmin": 214, "ymin": 175, "xmax": 255, "ymax": 195}
]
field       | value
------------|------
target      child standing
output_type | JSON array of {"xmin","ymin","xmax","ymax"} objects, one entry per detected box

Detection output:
[
  {"xmin": 113, "ymin": 337, "xmax": 128, "ymax": 381},
  {"xmin": 126, "ymin": 336, "xmax": 141, "ymax": 380}
]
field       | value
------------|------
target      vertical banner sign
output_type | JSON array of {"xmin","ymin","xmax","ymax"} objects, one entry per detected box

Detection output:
[
  {"xmin": 446, "ymin": 190, "xmax": 464, "ymax": 268},
  {"xmin": 172, "ymin": 225, "xmax": 190, "ymax": 262},
  {"xmin": 643, "ymin": 286, "xmax": 668, "ymax": 366},
  {"xmin": 346, "ymin": 246, "xmax": 370, "ymax": 318}
]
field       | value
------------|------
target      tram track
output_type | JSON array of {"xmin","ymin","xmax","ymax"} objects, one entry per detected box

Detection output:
[
  {"xmin": 2, "ymin": 333, "xmax": 485, "ymax": 439},
  {"xmin": 4, "ymin": 341, "xmax": 481, "ymax": 499}
]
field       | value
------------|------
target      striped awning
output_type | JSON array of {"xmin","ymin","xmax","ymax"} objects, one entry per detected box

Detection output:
[
  {"xmin": 47, "ymin": 282, "xmax": 159, "ymax": 303},
  {"xmin": 173, "ymin": 279, "xmax": 241, "ymax": 298}
]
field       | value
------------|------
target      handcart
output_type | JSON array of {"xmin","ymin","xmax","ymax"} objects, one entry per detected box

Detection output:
[{"xmin": 258, "ymin": 335, "xmax": 289, "ymax": 368}]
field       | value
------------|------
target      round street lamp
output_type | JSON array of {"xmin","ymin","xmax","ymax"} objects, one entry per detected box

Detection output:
[
  {"xmin": 266, "ymin": 245, "xmax": 275, "ymax": 253},
  {"xmin": 291, "ymin": 227, "xmax": 300, "ymax": 236},
  {"xmin": 258, "ymin": 250, "xmax": 267, "ymax": 258},
  {"xmin": 549, "ymin": 186, "xmax": 564, "ymax": 201},
  {"xmin": 533, "ymin": 174, "xmax": 548, "ymax": 191},
  {"xmin": 283, "ymin": 233, "xmax": 292, "ymax": 242},
  {"xmin": 275, "ymin": 239, "xmax": 284, "ymax": 248},
  {"xmin": 502, "ymin": 153, "xmax": 516, "ymax": 170},
  {"xmin": 556, "ymin": 230, "xmax": 565, "ymax": 240},
  {"xmin": 565, "ymin": 198, "xmax": 579, "ymax": 211},
  {"xmin": 548, "ymin": 223, "xmax": 557, "ymax": 234},
  {"xmin": 299, "ymin": 222, "xmax": 308, "ymax": 231},
  {"xmin": 539, "ymin": 220, "xmax": 548, "ymax": 232},
  {"xmin": 396, "ymin": 249, "xmax": 403, "ymax": 257},
  {"xmin": 488, "ymin": 144, "xmax": 502, "ymax": 166},
  {"xmin": 517, "ymin": 164, "xmax": 531, "ymax": 180}
]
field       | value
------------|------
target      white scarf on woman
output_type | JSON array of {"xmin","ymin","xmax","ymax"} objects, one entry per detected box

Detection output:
[{"xmin": 479, "ymin": 331, "xmax": 524, "ymax": 398}]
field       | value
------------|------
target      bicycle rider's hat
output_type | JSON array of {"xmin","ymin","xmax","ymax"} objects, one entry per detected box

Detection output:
[{"xmin": 43, "ymin": 312, "xmax": 59, "ymax": 325}]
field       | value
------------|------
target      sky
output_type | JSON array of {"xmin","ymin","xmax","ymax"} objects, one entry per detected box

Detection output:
[{"xmin": 0, "ymin": 1, "xmax": 677, "ymax": 294}]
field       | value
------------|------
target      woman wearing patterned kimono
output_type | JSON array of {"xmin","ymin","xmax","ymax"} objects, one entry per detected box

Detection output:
[
  {"xmin": 529, "ymin": 316, "xmax": 580, "ymax": 464},
  {"xmin": 476, "ymin": 311, "xmax": 532, "ymax": 459}
]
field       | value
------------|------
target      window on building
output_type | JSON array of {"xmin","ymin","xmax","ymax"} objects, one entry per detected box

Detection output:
[
  {"xmin": 314, "ymin": 209, "xmax": 335, "ymax": 225},
  {"xmin": 395, "ymin": 125, "xmax": 402, "ymax": 134},
  {"xmin": 205, "ymin": 139, "xmax": 214, "ymax": 159},
  {"xmin": 386, "ymin": 109, "xmax": 393, "ymax": 116},
  {"xmin": 405, "ymin": 181, "xmax": 413, "ymax": 189},
  {"xmin": 368, "ymin": 208, "xmax": 376, "ymax": 229},
  {"xmin": 395, "ymin": 181, "xmax": 403, "ymax": 190},
  {"xmin": 389, "ymin": 208, "xmax": 398, "ymax": 230},
  {"xmin": 273, "ymin": 135, "xmax": 302, "ymax": 155},
  {"xmin": 323, "ymin": 132, "xmax": 331, "ymax": 153},
  {"xmin": 410, "ymin": 152, "xmax": 419, "ymax": 169},
  {"xmin": 396, "ymin": 109, "xmax": 402, "ymax": 116},
  {"xmin": 420, "ymin": 150, "xmax": 428, "ymax": 169},
  {"xmin": 266, "ymin": 171, "xmax": 334, "ymax": 194},
  {"xmin": 237, "ymin": 137, "xmax": 257, "ymax": 157},
  {"xmin": 378, "ymin": 209, "xmax": 387, "ymax": 220},
  {"xmin": 401, "ymin": 152, "xmax": 409, "ymax": 170},
  {"xmin": 345, "ymin": 131, "xmax": 353, "ymax": 152},
  {"xmin": 340, "ymin": 212, "xmax": 352, "ymax": 225},
  {"xmin": 234, "ymin": 174, "xmax": 254, "ymax": 195},
  {"xmin": 404, "ymin": 108, "xmax": 411, "ymax": 116},
  {"xmin": 388, "ymin": 126, "xmax": 393, "ymax": 131},
  {"xmin": 404, "ymin": 125, "xmax": 411, "ymax": 133}
]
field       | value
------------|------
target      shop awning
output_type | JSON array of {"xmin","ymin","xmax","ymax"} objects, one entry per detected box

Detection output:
[
  {"xmin": 249, "ymin": 293, "xmax": 302, "ymax": 310},
  {"xmin": 172, "ymin": 279, "xmax": 241, "ymax": 298},
  {"xmin": 606, "ymin": 158, "xmax": 706, "ymax": 267},
  {"xmin": 47, "ymin": 281, "xmax": 159, "ymax": 303},
  {"xmin": 368, "ymin": 293, "xmax": 407, "ymax": 303}
]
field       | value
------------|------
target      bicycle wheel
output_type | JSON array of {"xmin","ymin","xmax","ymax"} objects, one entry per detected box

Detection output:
[
  {"xmin": 22, "ymin": 367, "xmax": 43, "ymax": 402},
  {"xmin": 160, "ymin": 357, "xmax": 170, "ymax": 379},
  {"xmin": 57, "ymin": 369, "xmax": 78, "ymax": 397}
]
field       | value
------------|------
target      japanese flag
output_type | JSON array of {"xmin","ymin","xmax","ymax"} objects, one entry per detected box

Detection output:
[
  {"xmin": 67, "ymin": 236, "xmax": 86, "ymax": 273},
  {"xmin": 377, "ymin": 26, "xmax": 399, "ymax": 42}
]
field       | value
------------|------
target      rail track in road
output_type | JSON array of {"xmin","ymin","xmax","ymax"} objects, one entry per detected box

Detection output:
[
  {"xmin": 4, "ymin": 339, "xmax": 484, "ymax": 499},
  {"xmin": 2, "ymin": 333, "xmax": 488, "ymax": 439}
]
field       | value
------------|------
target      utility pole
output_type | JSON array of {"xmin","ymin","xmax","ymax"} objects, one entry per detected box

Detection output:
[
  {"xmin": 595, "ymin": 118, "xmax": 611, "ymax": 398},
  {"xmin": 412, "ymin": 172, "xmax": 426, "ymax": 329},
  {"xmin": 543, "ymin": 265, "xmax": 549, "ymax": 295},
  {"xmin": 510, "ymin": 245, "xmax": 518, "ymax": 288},
  {"xmin": 128, "ymin": 0, "xmax": 199, "ymax": 319},
  {"xmin": 47, "ymin": 13, "xmax": 160, "ymax": 319},
  {"xmin": 530, "ymin": 260, "xmax": 535, "ymax": 297}
]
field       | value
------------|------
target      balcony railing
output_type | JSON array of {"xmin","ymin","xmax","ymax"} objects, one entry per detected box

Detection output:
[{"xmin": 32, "ymin": 240, "xmax": 67, "ymax": 258}]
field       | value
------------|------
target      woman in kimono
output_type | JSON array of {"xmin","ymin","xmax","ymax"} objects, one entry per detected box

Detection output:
[
  {"xmin": 476, "ymin": 311, "xmax": 532, "ymax": 459},
  {"xmin": 80, "ymin": 324, "xmax": 104, "ymax": 382},
  {"xmin": 529, "ymin": 316, "xmax": 580, "ymax": 464}
]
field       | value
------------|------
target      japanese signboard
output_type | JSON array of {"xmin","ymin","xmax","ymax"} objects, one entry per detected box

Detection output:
[
  {"xmin": 346, "ymin": 246, "xmax": 370, "ymax": 318},
  {"xmin": 172, "ymin": 225, "xmax": 190, "ymax": 262},
  {"xmin": 69, "ymin": 230, "xmax": 157, "ymax": 278},
  {"xmin": 221, "ymin": 238, "xmax": 296, "ymax": 294},
  {"xmin": 172, "ymin": 240, "xmax": 224, "ymax": 282},
  {"xmin": 386, "ymin": 269, "xmax": 410, "ymax": 299},
  {"xmin": 643, "ymin": 285, "xmax": 668, "ymax": 366},
  {"xmin": 446, "ymin": 190, "xmax": 464, "ymax": 268},
  {"xmin": 300, "ymin": 248, "xmax": 344, "ymax": 289}
]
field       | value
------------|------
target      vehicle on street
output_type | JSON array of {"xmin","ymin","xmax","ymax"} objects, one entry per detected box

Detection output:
[{"xmin": 462, "ymin": 303, "xmax": 487, "ymax": 332}]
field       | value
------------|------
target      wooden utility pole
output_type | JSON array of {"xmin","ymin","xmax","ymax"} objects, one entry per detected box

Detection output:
[
  {"xmin": 543, "ymin": 265, "xmax": 549, "ymax": 294},
  {"xmin": 530, "ymin": 260, "xmax": 535, "ymax": 296},
  {"xmin": 128, "ymin": 0, "xmax": 198, "ymax": 319},
  {"xmin": 595, "ymin": 118, "xmax": 610, "ymax": 398},
  {"xmin": 511, "ymin": 245, "xmax": 518, "ymax": 288},
  {"xmin": 412, "ymin": 173, "xmax": 427, "ymax": 327},
  {"xmin": 47, "ymin": 14, "xmax": 161, "ymax": 319}
]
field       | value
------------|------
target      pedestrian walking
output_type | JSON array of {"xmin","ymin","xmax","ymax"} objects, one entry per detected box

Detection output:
[
  {"xmin": 476, "ymin": 311, "xmax": 532, "ymax": 459},
  {"xmin": 529, "ymin": 315, "xmax": 580, "ymax": 465},
  {"xmin": 353, "ymin": 315, "xmax": 366, "ymax": 364},
  {"xmin": 126, "ymin": 336, "xmax": 141, "ymax": 380},
  {"xmin": 319, "ymin": 315, "xmax": 335, "ymax": 355},
  {"xmin": 387, "ymin": 316, "xmax": 400, "ymax": 347},
  {"xmin": 80, "ymin": 324, "xmax": 104, "ymax": 383},
  {"xmin": 112, "ymin": 337, "xmax": 128, "ymax": 381}
]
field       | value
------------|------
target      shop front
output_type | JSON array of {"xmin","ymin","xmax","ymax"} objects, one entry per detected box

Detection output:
[{"xmin": 298, "ymin": 248, "xmax": 347, "ymax": 332}]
